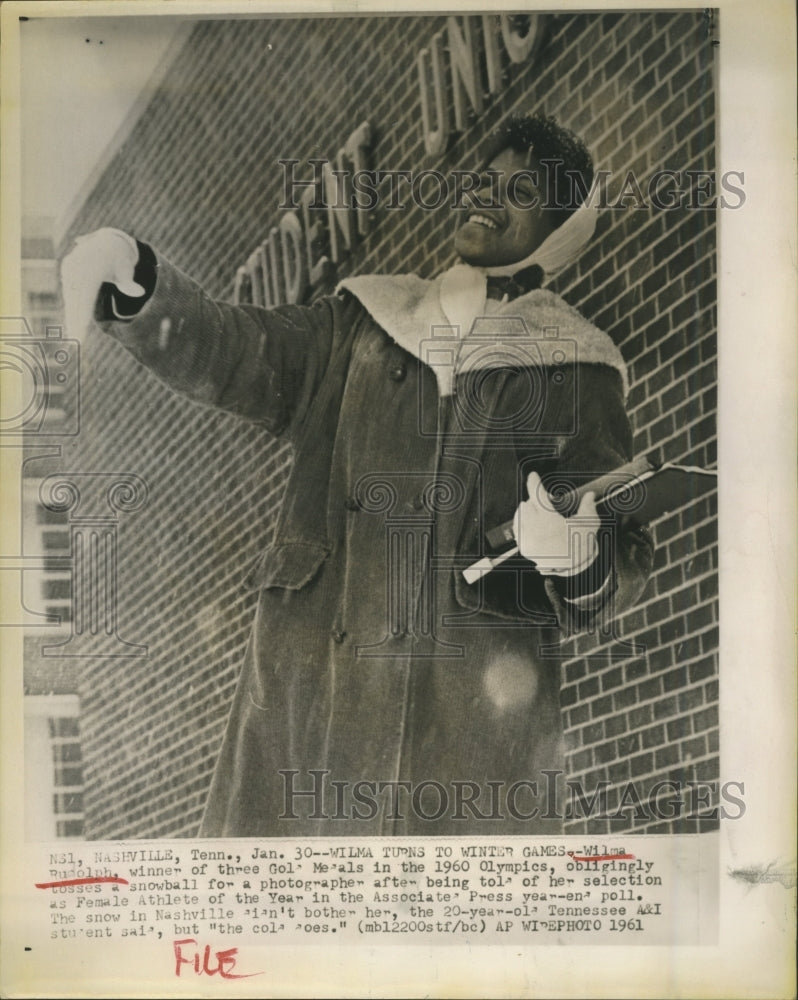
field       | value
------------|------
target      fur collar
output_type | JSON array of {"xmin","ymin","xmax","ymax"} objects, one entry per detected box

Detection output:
[{"xmin": 338, "ymin": 273, "xmax": 628, "ymax": 397}]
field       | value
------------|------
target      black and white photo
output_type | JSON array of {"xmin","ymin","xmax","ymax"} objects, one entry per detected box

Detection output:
[{"xmin": 1, "ymin": 2, "xmax": 795, "ymax": 997}]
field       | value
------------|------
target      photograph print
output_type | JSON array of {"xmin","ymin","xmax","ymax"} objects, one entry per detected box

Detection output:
[{"xmin": 16, "ymin": 7, "xmax": 722, "ymax": 842}]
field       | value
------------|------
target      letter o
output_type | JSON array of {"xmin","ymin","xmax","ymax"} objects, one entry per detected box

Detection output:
[
  {"xmin": 412, "ymin": 780, "xmax": 448, "ymax": 820},
  {"xmin": 500, "ymin": 13, "xmax": 543, "ymax": 63},
  {"xmin": 412, "ymin": 170, "xmax": 448, "ymax": 210}
]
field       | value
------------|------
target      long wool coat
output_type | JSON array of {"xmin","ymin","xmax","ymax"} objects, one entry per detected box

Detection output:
[{"xmin": 101, "ymin": 254, "xmax": 653, "ymax": 838}]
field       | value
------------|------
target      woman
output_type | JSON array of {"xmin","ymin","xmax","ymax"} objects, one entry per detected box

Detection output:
[{"xmin": 61, "ymin": 112, "xmax": 653, "ymax": 836}]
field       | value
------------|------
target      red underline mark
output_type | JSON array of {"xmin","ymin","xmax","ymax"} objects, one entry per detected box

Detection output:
[
  {"xmin": 35, "ymin": 877, "xmax": 129, "ymax": 889},
  {"xmin": 567, "ymin": 853, "xmax": 636, "ymax": 863}
]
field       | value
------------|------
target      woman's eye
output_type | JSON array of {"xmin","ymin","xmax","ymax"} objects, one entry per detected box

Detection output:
[{"xmin": 509, "ymin": 179, "xmax": 539, "ymax": 201}]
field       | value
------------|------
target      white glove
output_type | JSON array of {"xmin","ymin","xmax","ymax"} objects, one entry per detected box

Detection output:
[
  {"xmin": 513, "ymin": 471, "xmax": 601, "ymax": 577},
  {"xmin": 60, "ymin": 228, "xmax": 144, "ymax": 339}
]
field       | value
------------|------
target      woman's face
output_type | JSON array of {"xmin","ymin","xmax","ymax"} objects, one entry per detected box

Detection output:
[{"xmin": 454, "ymin": 147, "xmax": 555, "ymax": 268}]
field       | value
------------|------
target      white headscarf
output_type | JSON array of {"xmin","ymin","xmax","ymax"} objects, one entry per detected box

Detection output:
[{"xmin": 439, "ymin": 201, "xmax": 598, "ymax": 335}]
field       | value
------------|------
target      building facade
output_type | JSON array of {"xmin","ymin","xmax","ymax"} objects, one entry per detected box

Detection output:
[
  {"xmin": 43, "ymin": 10, "xmax": 718, "ymax": 838},
  {"xmin": 20, "ymin": 217, "xmax": 85, "ymax": 840}
]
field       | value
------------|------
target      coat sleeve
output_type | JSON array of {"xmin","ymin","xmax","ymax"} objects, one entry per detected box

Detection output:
[
  {"xmin": 541, "ymin": 363, "xmax": 654, "ymax": 633},
  {"xmin": 96, "ymin": 248, "xmax": 339, "ymax": 439}
]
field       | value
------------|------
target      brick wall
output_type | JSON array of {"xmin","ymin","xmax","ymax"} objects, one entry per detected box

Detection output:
[{"xmin": 51, "ymin": 10, "xmax": 717, "ymax": 837}]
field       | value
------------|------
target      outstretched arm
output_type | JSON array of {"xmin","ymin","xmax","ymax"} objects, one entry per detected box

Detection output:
[{"xmin": 60, "ymin": 228, "xmax": 338, "ymax": 438}]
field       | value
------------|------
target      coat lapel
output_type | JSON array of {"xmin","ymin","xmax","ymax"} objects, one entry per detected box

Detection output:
[{"xmin": 338, "ymin": 273, "xmax": 629, "ymax": 397}]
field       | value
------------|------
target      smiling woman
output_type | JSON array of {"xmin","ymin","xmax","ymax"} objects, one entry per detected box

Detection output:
[
  {"xmin": 455, "ymin": 112, "xmax": 596, "ymax": 283},
  {"xmin": 59, "ymin": 108, "xmax": 653, "ymax": 837},
  {"xmin": 454, "ymin": 148, "xmax": 556, "ymax": 268}
]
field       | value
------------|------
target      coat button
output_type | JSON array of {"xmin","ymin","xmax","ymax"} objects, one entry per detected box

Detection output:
[
  {"xmin": 331, "ymin": 628, "xmax": 347, "ymax": 644},
  {"xmin": 388, "ymin": 363, "xmax": 407, "ymax": 382},
  {"xmin": 344, "ymin": 496, "xmax": 359, "ymax": 511}
]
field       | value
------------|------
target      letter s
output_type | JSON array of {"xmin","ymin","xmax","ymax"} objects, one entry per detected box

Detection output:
[
  {"xmin": 720, "ymin": 780, "xmax": 746, "ymax": 819},
  {"xmin": 720, "ymin": 171, "xmax": 746, "ymax": 209}
]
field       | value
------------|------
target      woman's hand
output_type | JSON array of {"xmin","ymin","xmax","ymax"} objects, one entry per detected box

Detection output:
[
  {"xmin": 60, "ymin": 228, "xmax": 144, "ymax": 338},
  {"xmin": 513, "ymin": 471, "xmax": 601, "ymax": 577}
]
